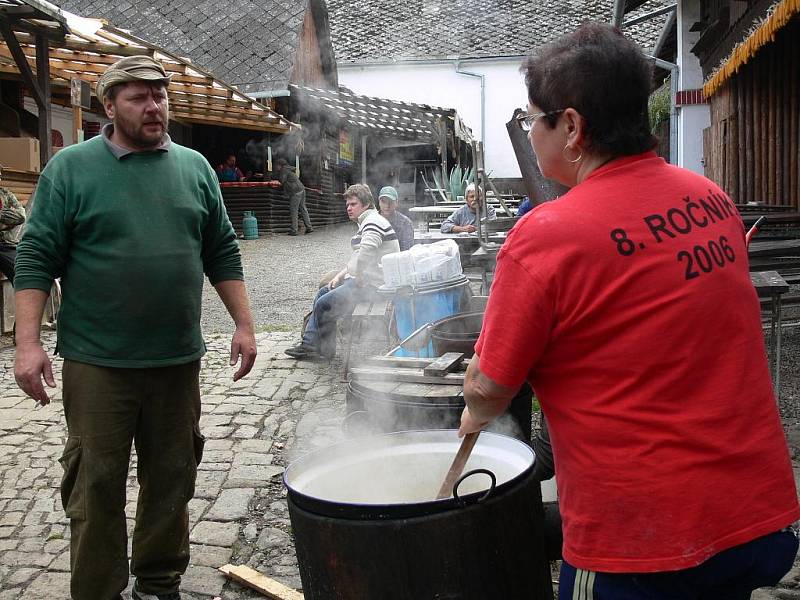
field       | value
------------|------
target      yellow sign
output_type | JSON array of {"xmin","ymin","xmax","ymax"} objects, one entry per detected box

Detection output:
[{"xmin": 339, "ymin": 130, "xmax": 354, "ymax": 166}]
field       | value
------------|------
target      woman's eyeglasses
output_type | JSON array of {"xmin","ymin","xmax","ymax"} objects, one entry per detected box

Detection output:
[{"xmin": 516, "ymin": 109, "xmax": 565, "ymax": 132}]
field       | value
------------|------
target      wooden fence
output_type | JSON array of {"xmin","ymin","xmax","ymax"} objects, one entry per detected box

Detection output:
[{"xmin": 703, "ymin": 18, "xmax": 799, "ymax": 209}]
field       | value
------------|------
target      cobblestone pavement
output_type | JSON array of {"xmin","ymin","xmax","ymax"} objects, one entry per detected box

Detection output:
[{"xmin": 0, "ymin": 330, "xmax": 352, "ymax": 599}]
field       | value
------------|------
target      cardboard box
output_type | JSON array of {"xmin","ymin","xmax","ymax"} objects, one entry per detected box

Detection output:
[{"xmin": 0, "ymin": 137, "xmax": 40, "ymax": 172}]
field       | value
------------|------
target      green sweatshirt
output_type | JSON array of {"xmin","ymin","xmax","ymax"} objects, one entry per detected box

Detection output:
[{"xmin": 15, "ymin": 135, "xmax": 243, "ymax": 368}]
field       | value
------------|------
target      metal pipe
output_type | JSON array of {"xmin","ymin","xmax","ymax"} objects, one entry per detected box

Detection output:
[
  {"xmin": 611, "ymin": 0, "xmax": 626, "ymax": 27},
  {"xmin": 647, "ymin": 55, "xmax": 680, "ymax": 166},
  {"xmin": 622, "ymin": 4, "xmax": 676, "ymax": 28},
  {"xmin": 455, "ymin": 60, "xmax": 485, "ymax": 149}
]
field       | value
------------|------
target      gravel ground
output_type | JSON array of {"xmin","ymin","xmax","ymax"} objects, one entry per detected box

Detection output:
[{"xmin": 200, "ymin": 224, "xmax": 354, "ymax": 337}]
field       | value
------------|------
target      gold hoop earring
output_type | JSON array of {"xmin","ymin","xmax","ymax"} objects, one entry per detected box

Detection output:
[{"xmin": 563, "ymin": 143, "xmax": 582, "ymax": 164}]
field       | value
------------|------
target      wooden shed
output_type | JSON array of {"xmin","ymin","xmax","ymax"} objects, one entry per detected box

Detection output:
[{"xmin": 699, "ymin": 0, "xmax": 800, "ymax": 210}]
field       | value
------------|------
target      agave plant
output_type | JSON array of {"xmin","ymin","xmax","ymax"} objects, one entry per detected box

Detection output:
[
  {"xmin": 428, "ymin": 165, "xmax": 475, "ymax": 201},
  {"xmin": 448, "ymin": 164, "xmax": 474, "ymax": 200}
]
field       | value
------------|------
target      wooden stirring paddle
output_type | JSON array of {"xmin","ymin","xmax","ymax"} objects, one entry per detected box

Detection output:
[{"xmin": 436, "ymin": 431, "xmax": 480, "ymax": 500}]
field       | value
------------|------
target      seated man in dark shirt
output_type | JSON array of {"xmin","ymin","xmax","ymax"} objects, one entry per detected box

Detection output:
[{"xmin": 378, "ymin": 186, "xmax": 413, "ymax": 251}]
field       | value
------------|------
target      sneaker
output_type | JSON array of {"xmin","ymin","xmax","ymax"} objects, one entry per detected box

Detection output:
[
  {"xmin": 284, "ymin": 343, "xmax": 319, "ymax": 359},
  {"xmin": 131, "ymin": 581, "xmax": 180, "ymax": 600},
  {"xmin": 304, "ymin": 228, "xmax": 314, "ymax": 234},
  {"xmin": 287, "ymin": 231, "xmax": 298, "ymax": 236}
]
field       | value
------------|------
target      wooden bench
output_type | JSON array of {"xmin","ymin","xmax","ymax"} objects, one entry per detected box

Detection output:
[{"xmin": 342, "ymin": 296, "xmax": 393, "ymax": 374}]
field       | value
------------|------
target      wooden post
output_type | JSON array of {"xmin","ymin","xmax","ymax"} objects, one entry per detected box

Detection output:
[
  {"xmin": 737, "ymin": 73, "xmax": 745, "ymax": 204},
  {"xmin": 754, "ymin": 57, "xmax": 769, "ymax": 203},
  {"xmin": 361, "ymin": 133, "xmax": 367, "ymax": 184},
  {"xmin": 767, "ymin": 46, "xmax": 776, "ymax": 205},
  {"xmin": 72, "ymin": 106, "xmax": 82, "ymax": 145},
  {"xmin": 34, "ymin": 34, "xmax": 51, "ymax": 169},
  {"xmin": 791, "ymin": 33, "xmax": 799, "ymax": 208},
  {"xmin": 70, "ymin": 78, "xmax": 86, "ymax": 144}
]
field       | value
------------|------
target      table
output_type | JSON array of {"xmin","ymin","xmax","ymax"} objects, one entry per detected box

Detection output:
[
  {"xmin": 747, "ymin": 239, "xmax": 800, "ymax": 258},
  {"xmin": 750, "ymin": 270, "xmax": 790, "ymax": 397},
  {"xmin": 408, "ymin": 206, "xmax": 460, "ymax": 229},
  {"xmin": 409, "ymin": 205, "xmax": 517, "ymax": 229}
]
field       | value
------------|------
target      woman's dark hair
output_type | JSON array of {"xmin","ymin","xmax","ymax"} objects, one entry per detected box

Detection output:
[{"xmin": 521, "ymin": 22, "xmax": 657, "ymax": 157}]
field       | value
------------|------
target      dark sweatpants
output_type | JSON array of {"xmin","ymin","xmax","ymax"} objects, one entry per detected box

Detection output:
[{"xmin": 60, "ymin": 360, "xmax": 204, "ymax": 600}]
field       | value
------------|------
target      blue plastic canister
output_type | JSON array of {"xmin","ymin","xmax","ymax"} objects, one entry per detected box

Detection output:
[
  {"xmin": 242, "ymin": 211, "xmax": 259, "ymax": 240},
  {"xmin": 391, "ymin": 276, "xmax": 471, "ymax": 357}
]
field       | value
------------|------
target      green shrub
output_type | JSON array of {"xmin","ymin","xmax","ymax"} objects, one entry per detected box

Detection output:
[{"xmin": 649, "ymin": 79, "xmax": 671, "ymax": 133}]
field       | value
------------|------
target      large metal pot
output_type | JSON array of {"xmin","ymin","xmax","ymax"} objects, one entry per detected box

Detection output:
[
  {"xmin": 429, "ymin": 310, "xmax": 484, "ymax": 357},
  {"xmin": 284, "ymin": 430, "xmax": 552, "ymax": 599},
  {"xmin": 346, "ymin": 378, "xmax": 532, "ymax": 442}
]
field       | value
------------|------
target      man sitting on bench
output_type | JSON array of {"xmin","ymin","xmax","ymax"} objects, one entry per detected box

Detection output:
[{"xmin": 285, "ymin": 184, "xmax": 400, "ymax": 359}]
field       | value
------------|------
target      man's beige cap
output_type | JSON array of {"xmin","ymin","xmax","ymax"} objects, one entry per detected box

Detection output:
[{"xmin": 96, "ymin": 55, "xmax": 172, "ymax": 100}]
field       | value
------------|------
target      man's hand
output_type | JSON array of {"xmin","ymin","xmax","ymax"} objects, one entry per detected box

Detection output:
[
  {"xmin": 230, "ymin": 324, "xmax": 256, "ymax": 381},
  {"xmin": 465, "ymin": 224, "xmax": 477, "ymax": 233},
  {"xmin": 14, "ymin": 342, "xmax": 56, "ymax": 405},
  {"xmin": 329, "ymin": 273, "xmax": 344, "ymax": 289}
]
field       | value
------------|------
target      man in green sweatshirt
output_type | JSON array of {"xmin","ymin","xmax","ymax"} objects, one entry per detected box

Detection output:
[{"xmin": 13, "ymin": 56, "xmax": 257, "ymax": 600}]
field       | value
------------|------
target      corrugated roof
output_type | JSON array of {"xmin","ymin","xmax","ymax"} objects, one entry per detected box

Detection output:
[
  {"xmin": 328, "ymin": 0, "xmax": 673, "ymax": 63},
  {"xmin": 290, "ymin": 83, "xmax": 473, "ymax": 143}
]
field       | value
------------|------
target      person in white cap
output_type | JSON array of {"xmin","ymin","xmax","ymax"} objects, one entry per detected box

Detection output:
[
  {"xmin": 440, "ymin": 182, "xmax": 496, "ymax": 233},
  {"xmin": 14, "ymin": 55, "xmax": 257, "ymax": 600}
]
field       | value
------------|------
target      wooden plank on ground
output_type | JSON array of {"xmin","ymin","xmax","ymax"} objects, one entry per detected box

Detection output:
[
  {"xmin": 219, "ymin": 564, "xmax": 304, "ymax": 600},
  {"xmin": 423, "ymin": 352, "xmax": 465, "ymax": 377}
]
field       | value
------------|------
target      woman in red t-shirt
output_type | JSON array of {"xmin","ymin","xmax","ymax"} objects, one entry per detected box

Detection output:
[{"xmin": 460, "ymin": 21, "xmax": 799, "ymax": 599}]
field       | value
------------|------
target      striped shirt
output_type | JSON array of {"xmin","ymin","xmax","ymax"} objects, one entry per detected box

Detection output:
[{"xmin": 347, "ymin": 208, "xmax": 400, "ymax": 286}]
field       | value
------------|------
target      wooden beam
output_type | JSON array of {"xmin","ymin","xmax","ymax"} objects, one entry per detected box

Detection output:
[
  {"xmin": 4, "ymin": 16, "xmax": 64, "ymax": 42},
  {"xmin": 1, "ymin": 7, "xmax": 39, "ymax": 18},
  {"xmin": 169, "ymin": 100, "xmax": 281, "ymax": 122},
  {"xmin": 35, "ymin": 33, "xmax": 51, "ymax": 166},
  {"xmin": 349, "ymin": 366, "xmax": 465, "ymax": 385},
  {"xmin": 171, "ymin": 113, "xmax": 289, "ymax": 133},
  {"xmin": 0, "ymin": 18, "xmax": 44, "ymax": 106},
  {"xmin": 423, "ymin": 352, "xmax": 465, "ymax": 377},
  {"xmin": 9, "ymin": 31, "xmax": 150, "ymax": 57}
]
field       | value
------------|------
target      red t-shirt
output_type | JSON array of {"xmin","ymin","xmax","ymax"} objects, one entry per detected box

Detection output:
[{"xmin": 476, "ymin": 152, "xmax": 799, "ymax": 573}]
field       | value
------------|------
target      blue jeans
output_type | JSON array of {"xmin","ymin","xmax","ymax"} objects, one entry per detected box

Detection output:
[
  {"xmin": 303, "ymin": 278, "xmax": 374, "ymax": 357},
  {"xmin": 559, "ymin": 528, "xmax": 798, "ymax": 600}
]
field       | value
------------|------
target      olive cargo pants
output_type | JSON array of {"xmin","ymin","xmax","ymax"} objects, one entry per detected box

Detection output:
[{"xmin": 60, "ymin": 360, "xmax": 204, "ymax": 600}]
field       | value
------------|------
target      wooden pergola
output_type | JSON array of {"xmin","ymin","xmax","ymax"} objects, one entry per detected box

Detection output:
[{"xmin": 0, "ymin": 0, "xmax": 296, "ymax": 168}]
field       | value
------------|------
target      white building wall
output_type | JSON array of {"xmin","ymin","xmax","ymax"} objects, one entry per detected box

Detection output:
[
  {"xmin": 338, "ymin": 58, "xmax": 529, "ymax": 178},
  {"xmin": 23, "ymin": 97, "xmax": 108, "ymax": 146}
]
